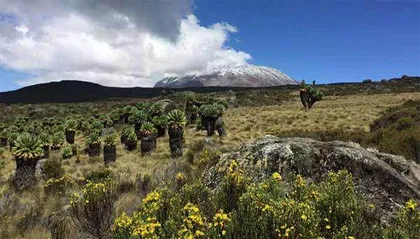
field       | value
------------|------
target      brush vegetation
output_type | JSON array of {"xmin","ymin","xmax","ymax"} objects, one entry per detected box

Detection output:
[{"xmin": 0, "ymin": 85, "xmax": 419, "ymax": 238}]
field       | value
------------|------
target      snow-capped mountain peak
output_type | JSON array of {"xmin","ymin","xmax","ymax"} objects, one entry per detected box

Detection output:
[{"xmin": 154, "ymin": 64, "xmax": 297, "ymax": 88}]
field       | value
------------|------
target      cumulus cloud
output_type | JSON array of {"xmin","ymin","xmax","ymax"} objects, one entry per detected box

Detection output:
[{"xmin": 0, "ymin": 0, "xmax": 251, "ymax": 87}]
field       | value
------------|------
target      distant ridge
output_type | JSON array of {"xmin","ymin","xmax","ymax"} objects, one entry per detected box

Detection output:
[
  {"xmin": 0, "ymin": 76, "xmax": 419, "ymax": 104},
  {"xmin": 0, "ymin": 80, "xmax": 299, "ymax": 104}
]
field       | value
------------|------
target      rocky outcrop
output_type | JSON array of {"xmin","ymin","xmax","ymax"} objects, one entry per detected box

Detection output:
[{"xmin": 204, "ymin": 136, "xmax": 420, "ymax": 220}]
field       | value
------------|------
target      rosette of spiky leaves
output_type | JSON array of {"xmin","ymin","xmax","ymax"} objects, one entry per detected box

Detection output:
[
  {"xmin": 56, "ymin": 117, "xmax": 65, "ymax": 126},
  {"xmin": 106, "ymin": 119, "xmax": 114, "ymax": 128},
  {"xmin": 103, "ymin": 134, "xmax": 117, "ymax": 146},
  {"xmin": 52, "ymin": 131, "xmax": 65, "ymax": 147},
  {"xmin": 152, "ymin": 115, "xmax": 167, "ymax": 127},
  {"xmin": 111, "ymin": 110, "xmax": 120, "ymax": 122},
  {"xmin": 125, "ymin": 130, "xmax": 137, "ymax": 143},
  {"xmin": 90, "ymin": 120, "xmax": 104, "ymax": 134},
  {"xmin": 116, "ymin": 107, "xmax": 124, "ymax": 116},
  {"xmin": 199, "ymin": 104, "xmax": 221, "ymax": 118},
  {"xmin": 0, "ymin": 130, "xmax": 8, "ymax": 139},
  {"xmin": 39, "ymin": 132, "xmax": 51, "ymax": 147},
  {"xmin": 167, "ymin": 110, "xmax": 187, "ymax": 129},
  {"xmin": 87, "ymin": 116, "xmax": 96, "ymax": 124},
  {"xmin": 185, "ymin": 92, "xmax": 197, "ymax": 104},
  {"xmin": 14, "ymin": 116, "xmax": 26, "ymax": 128},
  {"xmin": 123, "ymin": 106, "xmax": 135, "ymax": 115},
  {"xmin": 61, "ymin": 146, "xmax": 73, "ymax": 158},
  {"xmin": 139, "ymin": 122, "xmax": 157, "ymax": 136},
  {"xmin": 65, "ymin": 119, "xmax": 78, "ymax": 132},
  {"xmin": 128, "ymin": 110, "xmax": 149, "ymax": 125},
  {"xmin": 48, "ymin": 117, "xmax": 57, "ymax": 126},
  {"xmin": 120, "ymin": 124, "xmax": 133, "ymax": 137},
  {"xmin": 87, "ymin": 132, "xmax": 101, "ymax": 145},
  {"xmin": 8, "ymin": 132, "xmax": 19, "ymax": 144},
  {"xmin": 313, "ymin": 91, "xmax": 323, "ymax": 101},
  {"xmin": 149, "ymin": 102, "xmax": 165, "ymax": 117},
  {"xmin": 98, "ymin": 114, "xmax": 107, "ymax": 122},
  {"xmin": 12, "ymin": 133, "xmax": 43, "ymax": 160},
  {"xmin": 135, "ymin": 102, "xmax": 151, "ymax": 111},
  {"xmin": 215, "ymin": 99, "xmax": 229, "ymax": 110},
  {"xmin": 9, "ymin": 125, "xmax": 19, "ymax": 133}
]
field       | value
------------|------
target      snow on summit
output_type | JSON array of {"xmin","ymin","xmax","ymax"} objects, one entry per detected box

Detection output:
[{"xmin": 154, "ymin": 64, "xmax": 297, "ymax": 88}]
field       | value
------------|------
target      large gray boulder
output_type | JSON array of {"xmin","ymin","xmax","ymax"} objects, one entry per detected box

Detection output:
[{"xmin": 204, "ymin": 136, "xmax": 420, "ymax": 220}]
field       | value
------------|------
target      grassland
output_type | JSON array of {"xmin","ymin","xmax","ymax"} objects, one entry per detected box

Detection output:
[
  {"xmin": 3, "ymin": 92, "xmax": 420, "ymax": 184},
  {"xmin": 1, "ymin": 91, "xmax": 420, "ymax": 238}
]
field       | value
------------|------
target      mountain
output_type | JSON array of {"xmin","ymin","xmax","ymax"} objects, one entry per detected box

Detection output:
[
  {"xmin": 154, "ymin": 64, "xmax": 298, "ymax": 88},
  {"xmin": 0, "ymin": 75, "xmax": 418, "ymax": 104},
  {"xmin": 0, "ymin": 80, "xmax": 164, "ymax": 104},
  {"xmin": 0, "ymin": 80, "xmax": 298, "ymax": 104}
]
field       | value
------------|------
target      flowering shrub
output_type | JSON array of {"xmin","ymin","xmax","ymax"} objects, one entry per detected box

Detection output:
[
  {"xmin": 112, "ymin": 170, "xmax": 419, "ymax": 238},
  {"xmin": 69, "ymin": 180, "xmax": 117, "ymax": 238},
  {"xmin": 216, "ymin": 160, "xmax": 248, "ymax": 212},
  {"xmin": 208, "ymin": 210, "xmax": 231, "ymax": 238},
  {"xmin": 44, "ymin": 174, "xmax": 75, "ymax": 195},
  {"xmin": 177, "ymin": 203, "xmax": 207, "ymax": 238},
  {"xmin": 382, "ymin": 199, "xmax": 420, "ymax": 238}
]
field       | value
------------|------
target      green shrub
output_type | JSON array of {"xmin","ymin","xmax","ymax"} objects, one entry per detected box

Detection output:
[
  {"xmin": 70, "ymin": 180, "xmax": 117, "ymax": 238},
  {"xmin": 61, "ymin": 146, "xmax": 73, "ymax": 159},
  {"xmin": 85, "ymin": 167, "xmax": 113, "ymax": 182},
  {"xmin": 51, "ymin": 131, "xmax": 65, "ymax": 149},
  {"xmin": 44, "ymin": 174, "xmax": 76, "ymax": 195},
  {"xmin": 42, "ymin": 157, "xmax": 65, "ymax": 180}
]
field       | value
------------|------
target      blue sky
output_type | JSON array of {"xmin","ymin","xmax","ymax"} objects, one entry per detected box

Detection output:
[
  {"xmin": 195, "ymin": 0, "xmax": 420, "ymax": 84},
  {"xmin": 0, "ymin": 0, "xmax": 419, "ymax": 92}
]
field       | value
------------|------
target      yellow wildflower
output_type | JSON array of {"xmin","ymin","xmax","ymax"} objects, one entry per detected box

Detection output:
[
  {"xmin": 272, "ymin": 172, "xmax": 282, "ymax": 181},
  {"xmin": 176, "ymin": 172, "xmax": 186, "ymax": 181},
  {"xmin": 262, "ymin": 204, "xmax": 272, "ymax": 212},
  {"xmin": 325, "ymin": 225, "xmax": 331, "ymax": 230},
  {"xmin": 405, "ymin": 199, "xmax": 417, "ymax": 211},
  {"xmin": 301, "ymin": 214, "xmax": 308, "ymax": 221}
]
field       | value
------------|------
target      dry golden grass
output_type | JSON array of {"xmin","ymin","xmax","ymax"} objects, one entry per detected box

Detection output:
[
  {"xmin": 2, "ymin": 92, "xmax": 420, "ymax": 188},
  {"xmin": 2, "ymin": 92, "xmax": 420, "ymax": 238},
  {"xmin": 222, "ymin": 92, "xmax": 420, "ymax": 145}
]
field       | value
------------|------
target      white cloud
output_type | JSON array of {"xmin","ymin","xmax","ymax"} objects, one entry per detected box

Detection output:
[{"xmin": 0, "ymin": 1, "xmax": 251, "ymax": 87}]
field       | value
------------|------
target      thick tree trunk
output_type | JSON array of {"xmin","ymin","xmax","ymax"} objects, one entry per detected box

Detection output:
[
  {"xmin": 299, "ymin": 89, "xmax": 308, "ymax": 109},
  {"xmin": 14, "ymin": 157, "xmax": 39, "ymax": 189},
  {"xmin": 42, "ymin": 145, "xmax": 50, "ymax": 159},
  {"xmin": 122, "ymin": 113, "xmax": 130, "ymax": 123},
  {"xmin": 103, "ymin": 145, "xmax": 117, "ymax": 165},
  {"xmin": 0, "ymin": 137, "xmax": 7, "ymax": 147},
  {"xmin": 124, "ymin": 140, "xmax": 137, "ymax": 151},
  {"xmin": 156, "ymin": 126, "xmax": 166, "ymax": 138},
  {"xmin": 88, "ymin": 143, "xmax": 101, "ymax": 157},
  {"xmin": 190, "ymin": 113, "xmax": 197, "ymax": 125},
  {"xmin": 65, "ymin": 130, "xmax": 75, "ymax": 144},
  {"xmin": 134, "ymin": 123, "xmax": 142, "ymax": 132},
  {"xmin": 203, "ymin": 116, "xmax": 218, "ymax": 136},
  {"xmin": 9, "ymin": 141, "xmax": 15, "ymax": 151},
  {"xmin": 216, "ymin": 118, "xmax": 226, "ymax": 137},
  {"xmin": 169, "ymin": 127, "xmax": 184, "ymax": 158},
  {"xmin": 140, "ymin": 135, "xmax": 157, "ymax": 155},
  {"xmin": 120, "ymin": 135, "xmax": 128, "ymax": 144}
]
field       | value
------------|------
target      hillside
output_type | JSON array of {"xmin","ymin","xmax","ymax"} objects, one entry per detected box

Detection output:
[{"xmin": 0, "ymin": 76, "xmax": 419, "ymax": 104}]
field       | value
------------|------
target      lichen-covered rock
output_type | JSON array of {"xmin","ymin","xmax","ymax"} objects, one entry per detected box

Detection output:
[{"xmin": 203, "ymin": 135, "xmax": 420, "ymax": 221}]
